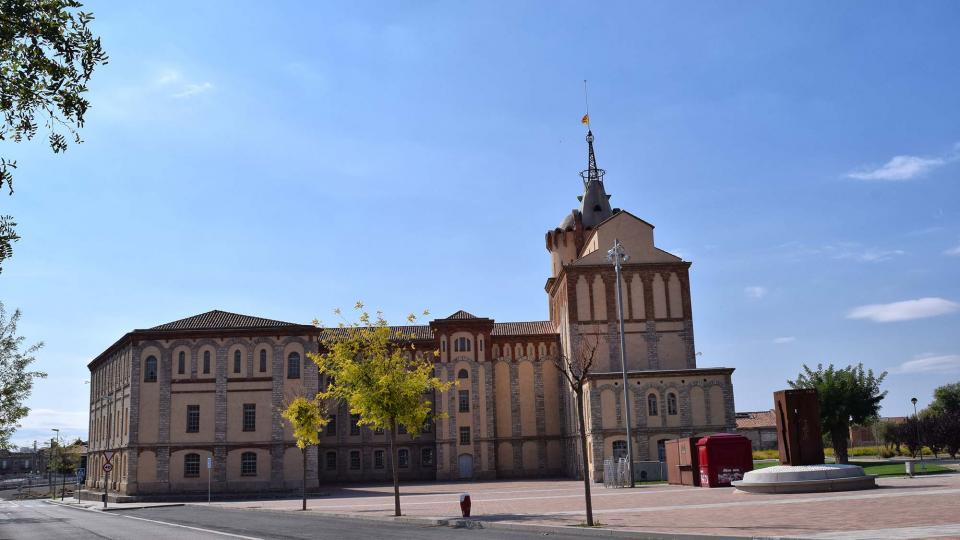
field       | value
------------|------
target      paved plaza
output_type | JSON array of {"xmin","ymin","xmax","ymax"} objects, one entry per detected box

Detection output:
[{"xmin": 200, "ymin": 473, "xmax": 960, "ymax": 539}]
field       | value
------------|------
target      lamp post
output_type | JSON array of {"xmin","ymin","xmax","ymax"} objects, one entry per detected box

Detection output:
[
  {"xmin": 911, "ymin": 398, "xmax": 925, "ymax": 473},
  {"xmin": 51, "ymin": 428, "xmax": 61, "ymax": 499},
  {"xmin": 607, "ymin": 238, "xmax": 635, "ymax": 488}
]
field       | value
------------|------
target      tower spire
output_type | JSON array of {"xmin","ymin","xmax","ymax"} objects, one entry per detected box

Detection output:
[{"xmin": 580, "ymin": 129, "xmax": 605, "ymax": 187}]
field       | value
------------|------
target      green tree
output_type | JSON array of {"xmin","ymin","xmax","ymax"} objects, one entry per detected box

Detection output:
[
  {"xmin": 0, "ymin": 0, "xmax": 108, "ymax": 272},
  {"xmin": 555, "ymin": 330, "xmax": 600, "ymax": 526},
  {"xmin": 310, "ymin": 304, "xmax": 452, "ymax": 517},
  {"xmin": 281, "ymin": 396, "xmax": 328, "ymax": 511},
  {"xmin": 929, "ymin": 382, "xmax": 960, "ymax": 416},
  {"xmin": 0, "ymin": 302, "xmax": 46, "ymax": 448},
  {"xmin": 788, "ymin": 363, "xmax": 887, "ymax": 464}
]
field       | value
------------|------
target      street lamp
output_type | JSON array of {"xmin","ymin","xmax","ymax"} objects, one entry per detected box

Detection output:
[
  {"xmin": 607, "ymin": 238, "xmax": 635, "ymax": 488},
  {"xmin": 51, "ymin": 428, "xmax": 61, "ymax": 499},
  {"xmin": 911, "ymin": 398, "xmax": 925, "ymax": 473}
]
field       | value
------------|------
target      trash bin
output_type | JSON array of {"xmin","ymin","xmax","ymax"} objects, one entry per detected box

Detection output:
[
  {"xmin": 697, "ymin": 433, "xmax": 753, "ymax": 487},
  {"xmin": 905, "ymin": 461, "xmax": 915, "ymax": 476}
]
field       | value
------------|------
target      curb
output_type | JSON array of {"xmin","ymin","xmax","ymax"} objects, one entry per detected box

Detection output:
[{"xmin": 45, "ymin": 499, "xmax": 185, "ymax": 512}]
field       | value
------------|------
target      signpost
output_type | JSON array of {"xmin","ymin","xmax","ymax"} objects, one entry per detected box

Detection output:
[
  {"xmin": 102, "ymin": 451, "xmax": 115, "ymax": 510},
  {"xmin": 207, "ymin": 456, "xmax": 212, "ymax": 504},
  {"xmin": 75, "ymin": 468, "xmax": 85, "ymax": 503}
]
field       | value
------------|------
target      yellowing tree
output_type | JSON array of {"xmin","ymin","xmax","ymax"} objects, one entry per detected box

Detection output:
[
  {"xmin": 310, "ymin": 305, "xmax": 451, "ymax": 517},
  {"xmin": 281, "ymin": 396, "xmax": 327, "ymax": 511}
]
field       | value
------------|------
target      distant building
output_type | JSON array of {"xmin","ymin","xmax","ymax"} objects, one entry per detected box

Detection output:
[
  {"xmin": 86, "ymin": 129, "xmax": 737, "ymax": 496},
  {"xmin": 0, "ymin": 449, "xmax": 38, "ymax": 476},
  {"xmin": 849, "ymin": 417, "xmax": 907, "ymax": 447},
  {"xmin": 736, "ymin": 410, "xmax": 778, "ymax": 450}
]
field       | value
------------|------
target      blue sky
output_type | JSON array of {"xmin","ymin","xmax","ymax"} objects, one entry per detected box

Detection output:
[{"xmin": 4, "ymin": 1, "xmax": 960, "ymax": 447}]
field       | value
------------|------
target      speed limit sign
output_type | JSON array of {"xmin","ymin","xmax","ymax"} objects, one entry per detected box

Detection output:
[{"xmin": 102, "ymin": 462, "xmax": 113, "ymax": 473}]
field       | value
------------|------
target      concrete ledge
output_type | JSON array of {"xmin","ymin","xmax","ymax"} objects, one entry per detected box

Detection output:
[{"xmin": 733, "ymin": 465, "xmax": 878, "ymax": 494}]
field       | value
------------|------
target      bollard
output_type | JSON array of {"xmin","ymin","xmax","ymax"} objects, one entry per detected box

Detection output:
[{"xmin": 459, "ymin": 493, "xmax": 471, "ymax": 517}]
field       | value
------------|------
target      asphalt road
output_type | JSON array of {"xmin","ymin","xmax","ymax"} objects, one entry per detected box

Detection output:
[{"xmin": 0, "ymin": 499, "xmax": 581, "ymax": 539}]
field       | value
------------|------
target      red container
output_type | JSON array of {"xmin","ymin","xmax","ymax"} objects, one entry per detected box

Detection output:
[{"xmin": 697, "ymin": 433, "xmax": 753, "ymax": 487}]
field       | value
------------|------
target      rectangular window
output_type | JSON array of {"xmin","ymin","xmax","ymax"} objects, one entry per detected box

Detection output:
[
  {"xmin": 203, "ymin": 352, "xmax": 211, "ymax": 374},
  {"xmin": 326, "ymin": 416, "xmax": 337, "ymax": 436},
  {"xmin": 177, "ymin": 354, "xmax": 185, "ymax": 375},
  {"xmin": 459, "ymin": 426, "xmax": 471, "ymax": 446},
  {"xmin": 374, "ymin": 427, "xmax": 384, "ymax": 435},
  {"xmin": 350, "ymin": 414, "xmax": 360, "ymax": 436},
  {"xmin": 240, "ymin": 452, "xmax": 257, "ymax": 476},
  {"xmin": 184, "ymin": 454, "xmax": 200, "ymax": 477},
  {"xmin": 259, "ymin": 350, "xmax": 267, "ymax": 373},
  {"xmin": 398, "ymin": 449, "xmax": 409, "ymax": 468},
  {"xmin": 374, "ymin": 450, "xmax": 384, "ymax": 469},
  {"xmin": 243, "ymin": 404, "xmax": 256, "ymax": 432},
  {"xmin": 398, "ymin": 424, "xmax": 407, "ymax": 435},
  {"xmin": 349, "ymin": 450, "xmax": 361, "ymax": 470},
  {"xmin": 186, "ymin": 405, "xmax": 200, "ymax": 433},
  {"xmin": 421, "ymin": 448, "xmax": 434, "ymax": 466},
  {"xmin": 458, "ymin": 390, "xmax": 470, "ymax": 413},
  {"xmin": 325, "ymin": 451, "xmax": 337, "ymax": 470}
]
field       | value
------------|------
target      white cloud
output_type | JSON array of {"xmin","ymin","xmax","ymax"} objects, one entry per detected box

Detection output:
[
  {"xmin": 847, "ymin": 144, "xmax": 960, "ymax": 181},
  {"xmin": 847, "ymin": 297, "xmax": 959, "ymax": 323},
  {"xmin": 891, "ymin": 354, "xmax": 960, "ymax": 374},
  {"xmin": 773, "ymin": 337, "xmax": 796, "ymax": 344},
  {"xmin": 21, "ymin": 408, "xmax": 89, "ymax": 431},
  {"xmin": 172, "ymin": 82, "xmax": 213, "ymax": 99},
  {"xmin": 744, "ymin": 286, "xmax": 767, "ymax": 300},
  {"xmin": 834, "ymin": 248, "xmax": 905, "ymax": 263},
  {"xmin": 944, "ymin": 244, "xmax": 960, "ymax": 257}
]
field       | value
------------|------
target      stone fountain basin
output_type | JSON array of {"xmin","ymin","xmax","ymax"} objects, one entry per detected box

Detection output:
[{"xmin": 733, "ymin": 464, "xmax": 877, "ymax": 494}]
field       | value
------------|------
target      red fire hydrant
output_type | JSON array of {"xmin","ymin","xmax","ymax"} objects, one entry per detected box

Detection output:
[{"xmin": 459, "ymin": 493, "xmax": 471, "ymax": 517}]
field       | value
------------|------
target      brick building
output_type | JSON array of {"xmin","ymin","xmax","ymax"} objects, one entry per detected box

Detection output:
[{"xmin": 86, "ymin": 129, "xmax": 736, "ymax": 495}]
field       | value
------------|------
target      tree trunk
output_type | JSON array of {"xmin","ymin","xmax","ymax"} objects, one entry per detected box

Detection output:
[
  {"xmin": 831, "ymin": 426, "xmax": 849, "ymax": 464},
  {"xmin": 390, "ymin": 419, "xmax": 401, "ymax": 516},
  {"xmin": 576, "ymin": 388, "xmax": 594, "ymax": 526},
  {"xmin": 302, "ymin": 447, "xmax": 307, "ymax": 511}
]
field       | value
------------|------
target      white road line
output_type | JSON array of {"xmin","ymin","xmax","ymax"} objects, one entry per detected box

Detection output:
[
  {"xmin": 120, "ymin": 514, "xmax": 265, "ymax": 540},
  {"xmin": 805, "ymin": 523, "xmax": 960, "ymax": 539}
]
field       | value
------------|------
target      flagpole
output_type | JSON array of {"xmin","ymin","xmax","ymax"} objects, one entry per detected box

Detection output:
[{"xmin": 583, "ymin": 79, "xmax": 590, "ymax": 129}]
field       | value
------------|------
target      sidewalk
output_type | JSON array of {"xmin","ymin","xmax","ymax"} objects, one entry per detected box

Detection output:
[
  {"xmin": 46, "ymin": 498, "xmax": 185, "ymax": 512},
  {"xmin": 201, "ymin": 473, "xmax": 960, "ymax": 538}
]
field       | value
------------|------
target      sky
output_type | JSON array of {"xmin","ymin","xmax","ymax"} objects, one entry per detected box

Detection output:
[{"xmin": 3, "ymin": 1, "xmax": 960, "ymax": 448}]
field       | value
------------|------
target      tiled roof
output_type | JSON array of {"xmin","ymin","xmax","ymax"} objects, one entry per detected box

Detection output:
[
  {"xmin": 151, "ymin": 310, "xmax": 301, "ymax": 331},
  {"xmin": 491, "ymin": 321, "xmax": 556, "ymax": 336},
  {"xmin": 446, "ymin": 310, "xmax": 480, "ymax": 319},
  {"xmin": 735, "ymin": 410, "xmax": 777, "ymax": 430},
  {"xmin": 320, "ymin": 325, "xmax": 435, "ymax": 341}
]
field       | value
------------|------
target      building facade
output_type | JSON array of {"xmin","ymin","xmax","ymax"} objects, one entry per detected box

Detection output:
[{"xmin": 86, "ymin": 130, "xmax": 736, "ymax": 495}]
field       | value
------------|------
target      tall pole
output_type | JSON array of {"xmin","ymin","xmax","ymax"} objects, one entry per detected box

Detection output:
[
  {"xmin": 607, "ymin": 238, "xmax": 635, "ymax": 487},
  {"xmin": 912, "ymin": 398, "xmax": 924, "ymax": 473}
]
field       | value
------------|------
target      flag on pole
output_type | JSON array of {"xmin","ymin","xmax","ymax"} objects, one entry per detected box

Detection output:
[{"xmin": 581, "ymin": 114, "xmax": 590, "ymax": 125}]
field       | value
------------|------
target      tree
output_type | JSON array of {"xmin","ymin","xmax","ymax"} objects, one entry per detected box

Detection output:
[
  {"xmin": 929, "ymin": 382, "xmax": 960, "ymax": 416},
  {"xmin": 788, "ymin": 363, "xmax": 887, "ymax": 464},
  {"xmin": 0, "ymin": 0, "xmax": 108, "ymax": 272},
  {"xmin": 554, "ymin": 330, "xmax": 600, "ymax": 526},
  {"xmin": 899, "ymin": 416, "xmax": 923, "ymax": 458},
  {"xmin": 310, "ymin": 305, "xmax": 452, "ymax": 517},
  {"xmin": 281, "ymin": 396, "xmax": 328, "ymax": 511},
  {"xmin": 0, "ymin": 303, "xmax": 46, "ymax": 448}
]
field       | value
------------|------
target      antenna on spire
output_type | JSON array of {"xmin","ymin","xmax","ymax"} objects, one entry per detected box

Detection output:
[{"xmin": 579, "ymin": 80, "xmax": 604, "ymax": 187}]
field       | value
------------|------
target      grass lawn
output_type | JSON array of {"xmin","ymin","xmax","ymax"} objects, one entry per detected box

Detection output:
[{"xmin": 751, "ymin": 459, "xmax": 952, "ymax": 476}]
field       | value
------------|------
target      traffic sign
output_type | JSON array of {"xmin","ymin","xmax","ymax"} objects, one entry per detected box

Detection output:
[
  {"xmin": 207, "ymin": 457, "xmax": 213, "ymax": 469},
  {"xmin": 102, "ymin": 462, "xmax": 113, "ymax": 473},
  {"xmin": 103, "ymin": 451, "xmax": 116, "ymax": 464}
]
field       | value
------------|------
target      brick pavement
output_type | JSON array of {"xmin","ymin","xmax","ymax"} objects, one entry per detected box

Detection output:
[{"xmin": 204, "ymin": 473, "xmax": 960, "ymax": 538}]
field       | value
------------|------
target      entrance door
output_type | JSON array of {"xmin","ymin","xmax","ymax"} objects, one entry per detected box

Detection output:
[
  {"xmin": 657, "ymin": 439, "xmax": 667, "ymax": 462},
  {"xmin": 458, "ymin": 454, "xmax": 473, "ymax": 479}
]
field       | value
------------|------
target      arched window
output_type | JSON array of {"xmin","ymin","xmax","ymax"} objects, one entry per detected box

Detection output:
[
  {"xmin": 184, "ymin": 453, "xmax": 200, "ymax": 478},
  {"xmin": 612, "ymin": 440, "xmax": 628, "ymax": 460},
  {"xmin": 240, "ymin": 452, "xmax": 257, "ymax": 476},
  {"xmin": 144, "ymin": 356, "xmax": 157, "ymax": 382},
  {"xmin": 287, "ymin": 352, "xmax": 301, "ymax": 379},
  {"xmin": 203, "ymin": 351, "xmax": 211, "ymax": 374},
  {"xmin": 647, "ymin": 394, "xmax": 658, "ymax": 416},
  {"xmin": 667, "ymin": 392, "xmax": 678, "ymax": 416},
  {"xmin": 457, "ymin": 369, "xmax": 469, "ymax": 379},
  {"xmin": 233, "ymin": 350, "xmax": 242, "ymax": 374},
  {"xmin": 259, "ymin": 349, "xmax": 267, "ymax": 373},
  {"xmin": 177, "ymin": 351, "xmax": 186, "ymax": 375}
]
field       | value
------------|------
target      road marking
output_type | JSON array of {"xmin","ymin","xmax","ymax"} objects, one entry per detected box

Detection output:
[
  {"xmin": 307, "ymin": 487, "xmax": 685, "ymax": 509},
  {"xmin": 805, "ymin": 523, "xmax": 960, "ymax": 539},
  {"xmin": 119, "ymin": 514, "xmax": 264, "ymax": 540}
]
